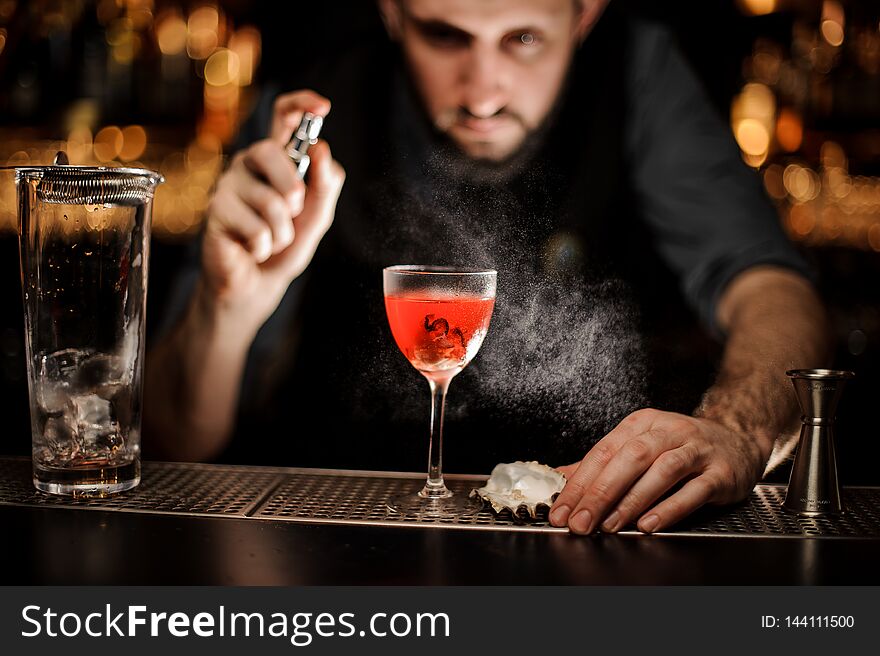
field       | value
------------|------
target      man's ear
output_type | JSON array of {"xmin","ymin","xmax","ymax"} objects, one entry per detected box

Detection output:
[
  {"xmin": 378, "ymin": 0, "xmax": 403, "ymax": 41},
  {"xmin": 574, "ymin": 0, "xmax": 610, "ymax": 44}
]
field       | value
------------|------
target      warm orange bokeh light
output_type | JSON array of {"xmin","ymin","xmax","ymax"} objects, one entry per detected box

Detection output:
[
  {"xmin": 156, "ymin": 9, "xmax": 187, "ymax": 55},
  {"xmin": 187, "ymin": 5, "xmax": 220, "ymax": 60},
  {"xmin": 776, "ymin": 108, "xmax": 803, "ymax": 152},
  {"xmin": 788, "ymin": 204, "xmax": 816, "ymax": 237},
  {"xmin": 737, "ymin": 0, "xmax": 777, "ymax": 16},
  {"xmin": 229, "ymin": 27, "xmax": 261, "ymax": 86},
  {"xmin": 204, "ymin": 48, "xmax": 239, "ymax": 87},
  {"xmin": 94, "ymin": 126, "xmax": 124, "ymax": 162},
  {"xmin": 735, "ymin": 119, "xmax": 771, "ymax": 157},
  {"xmin": 120, "ymin": 125, "xmax": 147, "ymax": 161}
]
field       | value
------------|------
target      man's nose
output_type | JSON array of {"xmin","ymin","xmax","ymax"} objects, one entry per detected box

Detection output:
[{"xmin": 460, "ymin": 46, "xmax": 510, "ymax": 118}]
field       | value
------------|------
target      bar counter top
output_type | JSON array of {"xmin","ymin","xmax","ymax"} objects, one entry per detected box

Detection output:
[{"xmin": 1, "ymin": 458, "xmax": 878, "ymax": 585}]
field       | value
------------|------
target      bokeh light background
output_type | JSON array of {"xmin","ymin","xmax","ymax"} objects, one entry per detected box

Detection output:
[{"xmin": 0, "ymin": 1, "xmax": 879, "ymax": 478}]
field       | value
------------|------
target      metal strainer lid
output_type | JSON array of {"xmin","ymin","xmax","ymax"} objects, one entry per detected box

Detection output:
[{"xmin": 15, "ymin": 164, "xmax": 164, "ymax": 206}]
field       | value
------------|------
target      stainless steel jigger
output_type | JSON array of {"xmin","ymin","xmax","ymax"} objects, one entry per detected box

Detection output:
[{"xmin": 783, "ymin": 368, "xmax": 854, "ymax": 516}]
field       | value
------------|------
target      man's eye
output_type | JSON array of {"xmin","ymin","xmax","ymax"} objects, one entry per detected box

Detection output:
[{"xmin": 506, "ymin": 32, "xmax": 543, "ymax": 50}]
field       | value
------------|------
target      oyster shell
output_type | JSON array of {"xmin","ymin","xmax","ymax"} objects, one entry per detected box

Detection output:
[{"xmin": 470, "ymin": 461, "xmax": 566, "ymax": 518}]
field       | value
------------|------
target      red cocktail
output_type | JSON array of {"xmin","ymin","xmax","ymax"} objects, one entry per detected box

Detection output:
[
  {"xmin": 383, "ymin": 266, "xmax": 497, "ymax": 515},
  {"xmin": 384, "ymin": 295, "xmax": 495, "ymax": 378}
]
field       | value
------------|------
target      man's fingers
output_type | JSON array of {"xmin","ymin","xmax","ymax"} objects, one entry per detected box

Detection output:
[
  {"xmin": 636, "ymin": 475, "xmax": 717, "ymax": 534},
  {"xmin": 550, "ymin": 440, "xmax": 618, "ymax": 527},
  {"xmin": 555, "ymin": 463, "xmax": 579, "ymax": 479},
  {"xmin": 241, "ymin": 140, "xmax": 305, "ymax": 214},
  {"xmin": 207, "ymin": 189, "xmax": 273, "ymax": 263},
  {"xmin": 564, "ymin": 433, "xmax": 668, "ymax": 535},
  {"xmin": 269, "ymin": 90, "xmax": 331, "ymax": 144},
  {"xmin": 295, "ymin": 140, "xmax": 344, "ymax": 241},
  {"xmin": 233, "ymin": 180, "xmax": 295, "ymax": 255},
  {"xmin": 304, "ymin": 139, "xmax": 344, "ymax": 196},
  {"xmin": 264, "ymin": 139, "xmax": 345, "ymax": 279},
  {"xmin": 549, "ymin": 409, "xmax": 658, "ymax": 528},
  {"xmin": 598, "ymin": 443, "xmax": 702, "ymax": 533}
]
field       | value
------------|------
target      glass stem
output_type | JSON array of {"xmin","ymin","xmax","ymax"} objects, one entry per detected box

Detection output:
[{"xmin": 421, "ymin": 375, "xmax": 453, "ymax": 499}]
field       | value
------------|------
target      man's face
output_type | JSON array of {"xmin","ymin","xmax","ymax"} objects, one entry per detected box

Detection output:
[{"xmin": 386, "ymin": 0, "xmax": 587, "ymax": 162}]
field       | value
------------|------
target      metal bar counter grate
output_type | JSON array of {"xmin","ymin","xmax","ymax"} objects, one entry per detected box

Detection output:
[{"xmin": 1, "ymin": 458, "xmax": 878, "ymax": 538}]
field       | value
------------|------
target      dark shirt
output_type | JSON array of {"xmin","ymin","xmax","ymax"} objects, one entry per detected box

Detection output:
[{"xmin": 160, "ymin": 8, "xmax": 811, "ymax": 473}]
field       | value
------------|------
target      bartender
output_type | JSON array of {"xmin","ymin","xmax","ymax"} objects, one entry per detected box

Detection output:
[{"xmin": 144, "ymin": 0, "xmax": 830, "ymax": 535}]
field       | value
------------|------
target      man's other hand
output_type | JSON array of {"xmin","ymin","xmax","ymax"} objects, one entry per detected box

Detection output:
[
  {"xmin": 549, "ymin": 408, "xmax": 771, "ymax": 534},
  {"xmin": 202, "ymin": 89, "xmax": 345, "ymax": 328}
]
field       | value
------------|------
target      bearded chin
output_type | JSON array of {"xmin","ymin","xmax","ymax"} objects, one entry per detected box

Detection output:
[{"xmin": 425, "ymin": 117, "xmax": 554, "ymax": 187}]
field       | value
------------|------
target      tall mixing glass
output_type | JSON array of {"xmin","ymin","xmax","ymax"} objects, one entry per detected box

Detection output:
[
  {"xmin": 17, "ymin": 161, "xmax": 163, "ymax": 496},
  {"xmin": 383, "ymin": 266, "xmax": 496, "ymax": 514}
]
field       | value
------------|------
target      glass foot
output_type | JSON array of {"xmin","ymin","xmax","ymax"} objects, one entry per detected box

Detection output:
[{"xmin": 387, "ymin": 490, "xmax": 484, "ymax": 517}]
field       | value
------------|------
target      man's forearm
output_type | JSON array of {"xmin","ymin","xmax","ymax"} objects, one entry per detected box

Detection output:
[
  {"xmin": 143, "ymin": 281, "xmax": 261, "ymax": 461},
  {"xmin": 695, "ymin": 266, "xmax": 832, "ymax": 459}
]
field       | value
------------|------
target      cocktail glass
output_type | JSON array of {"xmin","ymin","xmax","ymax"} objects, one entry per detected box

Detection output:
[{"xmin": 383, "ymin": 265, "xmax": 497, "ymax": 515}]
